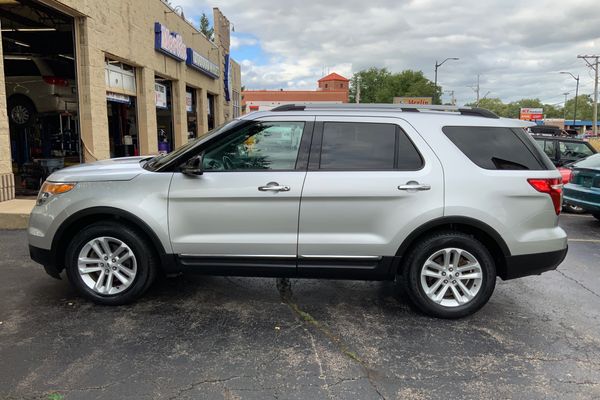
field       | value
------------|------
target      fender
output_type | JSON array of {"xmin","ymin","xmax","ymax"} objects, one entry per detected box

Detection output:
[
  {"xmin": 395, "ymin": 216, "xmax": 511, "ymax": 258},
  {"xmin": 50, "ymin": 206, "xmax": 178, "ymax": 273}
]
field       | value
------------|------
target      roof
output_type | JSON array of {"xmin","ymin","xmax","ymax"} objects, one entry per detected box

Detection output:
[
  {"xmin": 242, "ymin": 90, "xmax": 348, "ymax": 103},
  {"xmin": 318, "ymin": 72, "xmax": 349, "ymax": 82}
]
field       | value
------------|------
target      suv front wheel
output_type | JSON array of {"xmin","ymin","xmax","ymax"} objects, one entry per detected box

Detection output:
[
  {"xmin": 403, "ymin": 231, "xmax": 496, "ymax": 319},
  {"xmin": 65, "ymin": 222, "xmax": 157, "ymax": 305}
]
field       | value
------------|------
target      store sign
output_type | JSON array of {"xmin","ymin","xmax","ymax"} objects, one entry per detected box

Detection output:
[
  {"xmin": 186, "ymin": 48, "xmax": 220, "ymax": 79},
  {"xmin": 106, "ymin": 91, "xmax": 131, "ymax": 104},
  {"xmin": 154, "ymin": 22, "xmax": 186, "ymax": 61},
  {"xmin": 223, "ymin": 53, "xmax": 231, "ymax": 102},
  {"xmin": 186, "ymin": 91, "xmax": 193, "ymax": 112},
  {"xmin": 155, "ymin": 83, "xmax": 167, "ymax": 109},
  {"xmin": 393, "ymin": 97, "xmax": 432, "ymax": 105},
  {"xmin": 520, "ymin": 108, "xmax": 544, "ymax": 121}
]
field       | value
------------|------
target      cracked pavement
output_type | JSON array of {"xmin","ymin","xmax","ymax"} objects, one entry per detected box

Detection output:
[{"xmin": 1, "ymin": 214, "xmax": 599, "ymax": 399}]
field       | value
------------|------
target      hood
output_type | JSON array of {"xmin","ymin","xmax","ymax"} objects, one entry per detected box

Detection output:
[{"xmin": 47, "ymin": 156, "xmax": 151, "ymax": 183}]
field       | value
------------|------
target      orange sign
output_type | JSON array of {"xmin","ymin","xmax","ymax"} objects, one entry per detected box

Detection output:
[{"xmin": 520, "ymin": 108, "xmax": 544, "ymax": 121}]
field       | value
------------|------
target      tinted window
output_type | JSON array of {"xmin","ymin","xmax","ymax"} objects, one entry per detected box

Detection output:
[
  {"xmin": 319, "ymin": 122, "xmax": 421, "ymax": 170},
  {"xmin": 559, "ymin": 141, "xmax": 594, "ymax": 160},
  {"xmin": 4, "ymin": 59, "xmax": 41, "ymax": 77},
  {"xmin": 443, "ymin": 126, "xmax": 552, "ymax": 170},
  {"xmin": 203, "ymin": 121, "xmax": 304, "ymax": 171}
]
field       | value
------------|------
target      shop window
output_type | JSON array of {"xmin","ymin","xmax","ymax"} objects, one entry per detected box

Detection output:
[
  {"xmin": 186, "ymin": 87, "xmax": 197, "ymax": 140},
  {"xmin": 155, "ymin": 77, "xmax": 174, "ymax": 153}
]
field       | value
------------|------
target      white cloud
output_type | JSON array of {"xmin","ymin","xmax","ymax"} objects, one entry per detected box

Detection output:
[
  {"xmin": 178, "ymin": 0, "xmax": 600, "ymax": 105},
  {"xmin": 230, "ymin": 35, "xmax": 258, "ymax": 50}
]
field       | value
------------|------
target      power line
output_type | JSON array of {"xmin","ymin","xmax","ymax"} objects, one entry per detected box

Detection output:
[{"xmin": 578, "ymin": 55, "xmax": 599, "ymax": 134}]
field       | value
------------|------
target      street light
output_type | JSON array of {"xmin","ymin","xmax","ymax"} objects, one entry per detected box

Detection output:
[
  {"xmin": 434, "ymin": 58, "xmax": 459, "ymax": 105},
  {"xmin": 561, "ymin": 71, "xmax": 580, "ymax": 129}
]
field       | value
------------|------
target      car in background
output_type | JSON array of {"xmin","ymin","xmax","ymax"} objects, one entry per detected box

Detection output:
[
  {"xmin": 533, "ymin": 135, "xmax": 596, "ymax": 167},
  {"xmin": 563, "ymin": 154, "xmax": 600, "ymax": 220},
  {"xmin": 529, "ymin": 125, "xmax": 568, "ymax": 136},
  {"xmin": 4, "ymin": 56, "xmax": 77, "ymax": 127}
]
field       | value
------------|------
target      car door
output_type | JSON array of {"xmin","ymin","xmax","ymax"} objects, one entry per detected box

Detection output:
[
  {"xmin": 168, "ymin": 116, "xmax": 314, "ymax": 273},
  {"xmin": 297, "ymin": 117, "xmax": 444, "ymax": 277}
]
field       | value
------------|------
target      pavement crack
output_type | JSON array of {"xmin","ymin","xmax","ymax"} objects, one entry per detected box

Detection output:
[
  {"xmin": 276, "ymin": 278, "xmax": 387, "ymax": 400},
  {"xmin": 167, "ymin": 375, "xmax": 246, "ymax": 400},
  {"xmin": 556, "ymin": 269, "xmax": 600, "ymax": 299}
]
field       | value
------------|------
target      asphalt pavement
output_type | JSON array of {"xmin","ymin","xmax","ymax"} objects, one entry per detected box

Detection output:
[{"xmin": 0, "ymin": 214, "xmax": 599, "ymax": 399}]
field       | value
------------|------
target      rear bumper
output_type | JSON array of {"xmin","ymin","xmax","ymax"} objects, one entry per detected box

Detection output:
[
  {"xmin": 501, "ymin": 247, "xmax": 568, "ymax": 280},
  {"xmin": 564, "ymin": 186, "xmax": 600, "ymax": 213}
]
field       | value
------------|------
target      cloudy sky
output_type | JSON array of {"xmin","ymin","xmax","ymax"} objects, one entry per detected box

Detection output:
[{"xmin": 177, "ymin": 0, "xmax": 599, "ymax": 106}]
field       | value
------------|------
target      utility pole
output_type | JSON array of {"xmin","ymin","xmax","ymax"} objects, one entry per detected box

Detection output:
[
  {"xmin": 355, "ymin": 76, "xmax": 361, "ymax": 104},
  {"xmin": 563, "ymin": 92, "xmax": 569, "ymax": 119},
  {"xmin": 470, "ymin": 74, "xmax": 481, "ymax": 107},
  {"xmin": 578, "ymin": 55, "xmax": 599, "ymax": 135},
  {"xmin": 445, "ymin": 90, "xmax": 456, "ymax": 105},
  {"xmin": 561, "ymin": 71, "xmax": 580, "ymax": 128}
]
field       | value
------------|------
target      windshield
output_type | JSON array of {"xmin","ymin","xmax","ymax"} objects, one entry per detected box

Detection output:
[{"xmin": 145, "ymin": 119, "xmax": 242, "ymax": 171}]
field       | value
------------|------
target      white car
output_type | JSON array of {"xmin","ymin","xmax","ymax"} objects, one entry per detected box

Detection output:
[
  {"xmin": 28, "ymin": 104, "xmax": 567, "ymax": 318},
  {"xmin": 4, "ymin": 56, "xmax": 77, "ymax": 126}
]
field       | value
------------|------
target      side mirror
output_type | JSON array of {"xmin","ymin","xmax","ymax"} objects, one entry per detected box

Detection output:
[{"xmin": 181, "ymin": 155, "xmax": 204, "ymax": 176}]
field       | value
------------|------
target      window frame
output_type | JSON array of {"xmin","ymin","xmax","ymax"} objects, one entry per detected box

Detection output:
[
  {"xmin": 308, "ymin": 120, "xmax": 424, "ymax": 172},
  {"xmin": 196, "ymin": 119, "xmax": 315, "ymax": 173}
]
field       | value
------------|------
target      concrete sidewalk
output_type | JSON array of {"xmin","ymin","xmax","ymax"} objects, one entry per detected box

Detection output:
[{"xmin": 0, "ymin": 199, "xmax": 35, "ymax": 229}]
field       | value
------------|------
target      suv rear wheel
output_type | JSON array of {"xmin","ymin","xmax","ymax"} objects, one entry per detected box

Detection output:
[
  {"xmin": 402, "ymin": 231, "xmax": 496, "ymax": 319},
  {"xmin": 65, "ymin": 222, "xmax": 157, "ymax": 305}
]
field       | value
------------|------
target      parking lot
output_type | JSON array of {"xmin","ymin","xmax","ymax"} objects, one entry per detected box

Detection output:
[{"xmin": 0, "ymin": 214, "xmax": 598, "ymax": 400}]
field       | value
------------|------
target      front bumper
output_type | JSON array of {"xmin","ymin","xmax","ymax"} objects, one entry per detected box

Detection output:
[
  {"xmin": 501, "ymin": 247, "xmax": 568, "ymax": 280},
  {"xmin": 29, "ymin": 245, "xmax": 62, "ymax": 279}
]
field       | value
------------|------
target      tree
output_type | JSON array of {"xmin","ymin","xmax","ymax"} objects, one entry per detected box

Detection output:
[
  {"xmin": 349, "ymin": 67, "xmax": 439, "ymax": 103},
  {"xmin": 199, "ymin": 13, "xmax": 214, "ymax": 40},
  {"xmin": 563, "ymin": 95, "xmax": 594, "ymax": 121},
  {"xmin": 465, "ymin": 98, "xmax": 563, "ymax": 119}
]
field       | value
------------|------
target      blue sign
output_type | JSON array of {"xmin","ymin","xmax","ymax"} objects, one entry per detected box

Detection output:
[
  {"xmin": 154, "ymin": 22, "xmax": 186, "ymax": 61},
  {"xmin": 223, "ymin": 53, "xmax": 231, "ymax": 102},
  {"xmin": 186, "ymin": 48, "xmax": 219, "ymax": 79}
]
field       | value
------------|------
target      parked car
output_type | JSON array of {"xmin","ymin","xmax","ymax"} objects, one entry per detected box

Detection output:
[
  {"xmin": 28, "ymin": 104, "xmax": 568, "ymax": 319},
  {"xmin": 4, "ymin": 56, "xmax": 77, "ymax": 126},
  {"xmin": 528, "ymin": 125, "xmax": 567, "ymax": 136},
  {"xmin": 532, "ymin": 135, "xmax": 597, "ymax": 167},
  {"xmin": 563, "ymin": 154, "xmax": 600, "ymax": 220}
]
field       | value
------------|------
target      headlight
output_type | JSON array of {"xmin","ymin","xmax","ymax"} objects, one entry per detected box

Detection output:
[{"xmin": 37, "ymin": 182, "xmax": 76, "ymax": 205}]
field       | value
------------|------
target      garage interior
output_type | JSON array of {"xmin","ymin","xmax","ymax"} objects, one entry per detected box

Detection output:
[{"xmin": 1, "ymin": 0, "xmax": 78, "ymax": 195}]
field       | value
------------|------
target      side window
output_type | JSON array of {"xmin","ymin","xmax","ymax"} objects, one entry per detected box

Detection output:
[
  {"xmin": 4, "ymin": 59, "xmax": 41, "ymax": 77},
  {"xmin": 443, "ymin": 126, "xmax": 553, "ymax": 170},
  {"xmin": 202, "ymin": 121, "xmax": 304, "ymax": 171},
  {"xmin": 318, "ymin": 122, "xmax": 422, "ymax": 170},
  {"xmin": 536, "ymin": 139, "xmax": 556, "ymax": 159}
]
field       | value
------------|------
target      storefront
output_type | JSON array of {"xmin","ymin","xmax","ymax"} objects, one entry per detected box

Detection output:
[{"xmin": 0, "ymin": 0, "xmax": 241, "ymax": 201}]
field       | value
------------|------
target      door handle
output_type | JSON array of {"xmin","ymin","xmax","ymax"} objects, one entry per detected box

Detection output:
[
  {"xmin": 398, "ymin": 181, "xmax": 431, "ymax": 191},
  {"xmin": 258, "ymin": 182, "xmax": 290, "ymax": 192}
]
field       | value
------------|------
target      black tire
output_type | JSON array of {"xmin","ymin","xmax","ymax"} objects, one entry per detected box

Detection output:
[
  {"xmin": 402, "ymin": 231, "xmax": 496, "ymax": 319},
  {"xmin": 7, "ymin": 96, "xmax": 37, "ymax": 127},
  {"xmin": 65, "ymin": 221, "xmax": 158, "ymax": 305}
]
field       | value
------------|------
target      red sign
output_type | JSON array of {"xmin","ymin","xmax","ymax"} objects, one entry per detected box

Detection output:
[{"xmin": 520, "ymin": 108, "xmax": 544, "ymax": 121}]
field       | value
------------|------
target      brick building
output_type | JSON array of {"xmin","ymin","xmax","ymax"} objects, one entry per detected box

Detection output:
[
  {"xmin": 242, "ymin": 72, "xmax": 349, "ymax": 113},
  {"xmin": 0, "ymin": 0, "xmax": 241, "ymax": 201}
]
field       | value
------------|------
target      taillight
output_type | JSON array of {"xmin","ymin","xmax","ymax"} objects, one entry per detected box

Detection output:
[
  {"xmin": 528, "ymin": 178, "xmax": 563, "ymax": 215},
  {"xmin": 558, "ymin": 167, "xmax": 572, "ymax": 184},
  {"xmin": 43, "ymin": 76, "xmax": 69, "ymax": 87}
]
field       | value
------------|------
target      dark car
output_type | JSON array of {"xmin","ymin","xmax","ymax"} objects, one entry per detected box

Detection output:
[
  {"xmin": 563, "ymin": 154, "xmax": 600, "ymax": 220},
  {"xmin": 533, "ymin": 135, "xmax": 597, "ymax": 167}
]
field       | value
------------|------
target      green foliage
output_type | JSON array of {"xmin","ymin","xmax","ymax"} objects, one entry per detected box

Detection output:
[
  {"xmin": 199, "ymin": 13, "xmax": 214, "ymax": 40},
  {"xmin": 349, "ymin": 67, "xmax": 440, "ymax": 103},
  {"xmin": 465, "ymin": 97, "xmax": 580, "ymax": 119},
  {"xmin": 47, "ymin": 394, "xmax": 64, "ymax": 400}
]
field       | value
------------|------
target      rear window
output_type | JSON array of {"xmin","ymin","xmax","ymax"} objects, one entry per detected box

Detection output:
[
  {"xmin": 4, "ymin": 59, "xmax": 41, "ymax": 77},
  {"xmin": 443, "ymin": 126, "xmax": 554, "ymax": 170},
  {"xmin": 574, "ymin": 153, "xmax": 600, "ymax": 169}
]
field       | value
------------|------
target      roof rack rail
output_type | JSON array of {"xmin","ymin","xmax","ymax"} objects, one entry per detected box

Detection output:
[{"xmin": 270, "ymin": 103, "xmax": 500, "ymax": 119}]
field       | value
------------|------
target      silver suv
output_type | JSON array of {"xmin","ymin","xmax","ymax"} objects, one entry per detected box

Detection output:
[{"xmin": 28, "ymin": 104, "xmax": 568, "ymax": 318}]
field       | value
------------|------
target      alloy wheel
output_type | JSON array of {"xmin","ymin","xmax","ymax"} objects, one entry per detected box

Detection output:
[
  {"xmin": 420, "ymin": 247, "xmax": 483, "ymax": 307},
  {"xmin": 11, "ymin": 105, "xmax": 30, "ymax": 125},
  {"xmin": 77, "ymin": 236, "xmax": 137, "ymax": 295}
]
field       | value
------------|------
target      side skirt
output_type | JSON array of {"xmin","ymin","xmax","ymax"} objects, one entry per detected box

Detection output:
[{"xmin": 176, "ymin": 255, "xmax": 397, "ymax": 280}]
